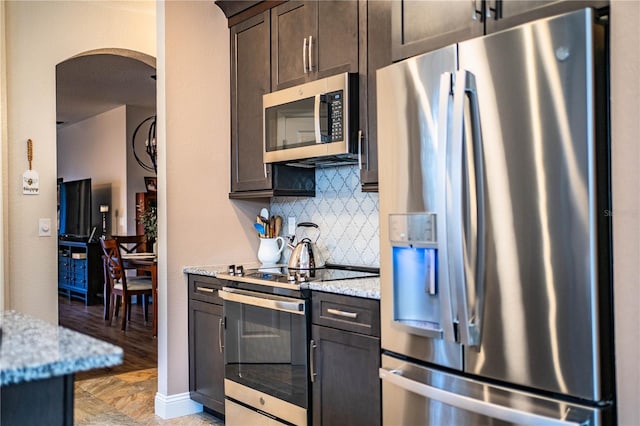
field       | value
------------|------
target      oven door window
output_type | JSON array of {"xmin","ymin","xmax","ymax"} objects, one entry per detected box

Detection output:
[{"xmin": 224, "ymin": 297, "xmax": 308, "ymax": 408}]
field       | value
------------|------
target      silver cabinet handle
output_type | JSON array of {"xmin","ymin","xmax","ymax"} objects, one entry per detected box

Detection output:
[
  {"xmin": 219, "ymin": 287, "xmax": 305, "ymax": 315},
  {"xmin": 471, "ymin": 0, "xmax": 483, "ymax": 21},
  {"xmin": 196, "ymin": 286, "xmax": 214, "ymax": 293},
  {"xmin": 310, "ymin": 339, "xmax": 317, "ymax": 383},
  {"xmin": 327, "ymin": 308, "xmax": 358, "ymax": 319},
  {"xmin": 303, "ymin": 37, "xmax": 308, "ymax": 73},
  {"xmin": 308, "ymin": 35, "xmax": 313, "ymax": 72},
  {"xmin": 357, "ymin": 130, "xmax": 363, "ymax": 170},
  {"xmin": 263, "ymin": 163, "xmax": 268, "ymax": 179},
  {"xmin": 218, "ymin": 318, "xmax": 224, "ymax": 353},
  {"xmin": 379, "ymin": 368, "xmax": 583, "ymax": 426},
  {"xmin": 486, "ymin": 0, "xmax": 499, "ymax": 19}
]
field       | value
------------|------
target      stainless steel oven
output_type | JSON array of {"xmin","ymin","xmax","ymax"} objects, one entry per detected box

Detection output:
[
  {"xmin": 218, "ymin": 264, "xmax": 379, "ymax": 426},
  {"xmin": 219, "ymin": 286, "xmax": 310, "ymax": 426}
]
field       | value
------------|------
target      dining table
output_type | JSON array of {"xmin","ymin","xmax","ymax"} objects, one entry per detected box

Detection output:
[{"xmin": 103, "ymin": 253, "xmax": 158, "ymax": 338}]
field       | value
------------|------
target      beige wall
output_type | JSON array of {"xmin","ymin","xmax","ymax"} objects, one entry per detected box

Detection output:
[
  {"xmin": 157, "ymin": 0, "xmax": 263, "ymax": 399},
  {"xmin": 611, "ymin": 1, "xmax": 640, "ymax": 425},
  {"xmin": 3, "ymin": 0, "xmax": 155, "ymax": 321},
  {"xmin": 1, "ymin": 1, "xmax": 7, "ymax": 309},
  {"xmin": 57, "ymin": 106, "xmax": 128, "ymax": 235}
]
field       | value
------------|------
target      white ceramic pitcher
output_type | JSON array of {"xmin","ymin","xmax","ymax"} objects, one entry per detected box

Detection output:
[{"xmin": 257, "ymin": 236, "xmax": 285, "ymax": 266}]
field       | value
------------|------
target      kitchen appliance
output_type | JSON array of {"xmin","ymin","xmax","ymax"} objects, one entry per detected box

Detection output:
[
  {"xmin": 218, "ymin": 264, "xmax": 379, "ymax": 425},
  {"xmin": 263, "ymin": 72, "xmax": 359, "ymax": 166},
  {"xmin": 377, "ymin": 8, "xmax": 614, "ymax": 425},
  {"xmin": 287, "ymin": 222, "xmax": 326, "ymax": 270}
]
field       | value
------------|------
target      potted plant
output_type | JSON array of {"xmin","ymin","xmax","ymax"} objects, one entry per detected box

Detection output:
[{"xmin": 139, "ymin": 206, "xmax": 157, "ymax": 252}]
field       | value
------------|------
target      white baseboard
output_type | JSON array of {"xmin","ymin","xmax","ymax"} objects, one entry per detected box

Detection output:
[{"xmin": 154, "ymin": 391, "xmax": 203, "ymax": 419}]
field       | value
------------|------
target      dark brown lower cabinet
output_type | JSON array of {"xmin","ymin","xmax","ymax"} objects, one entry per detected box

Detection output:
[
  {"xmin": 1, "ymin": 374, "xmax": 74, "ymax": 426},
  {"xmin": 188, "ymin": 275, "xmax": 225, "ymax": 416},
  {"xmin": 311, "ymin": 325, "xmax": 381, "ymax": 426},
  {"xmin": 311, "ymin": 292, "xmax": 381, "ymax": 426}
]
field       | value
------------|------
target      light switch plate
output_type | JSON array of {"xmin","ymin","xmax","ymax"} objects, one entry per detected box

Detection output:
[{"xmin": 39, "ymin": 218, "xmax": 52, "ymax": 237}]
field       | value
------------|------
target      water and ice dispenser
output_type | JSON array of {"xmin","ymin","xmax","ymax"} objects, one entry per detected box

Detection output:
[{"xmin": 390, "ymin": 213, "xmax": 445, "ymax": 339}]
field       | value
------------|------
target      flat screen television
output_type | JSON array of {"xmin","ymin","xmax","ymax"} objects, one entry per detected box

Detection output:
[{"xmin": 58, "ymin": 178, "xmax": 92, "ymax": 240}]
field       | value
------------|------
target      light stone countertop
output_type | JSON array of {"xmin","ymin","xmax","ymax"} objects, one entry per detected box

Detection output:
[
  {"xmin": 184, "ymin": 264, "xmax": 380, "ymax": 300},
  {"xmin": 183, "ymin": 265, "xmax": 228, "ymax": 277},
  {"xmin": 0, "ymin": 311, "xmax": 123, "ymax": 386},
  {"xmin": 304, "ymin": 277, "xmax": 380, "ymax": 300}
]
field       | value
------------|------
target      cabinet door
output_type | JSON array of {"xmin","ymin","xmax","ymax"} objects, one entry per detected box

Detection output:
[
  {"xmin": 231, "ymin": 11, "xmax": 273, "ymax": 193},
  {"xmin": 360, "ymin": 0, "xmax": 392, "ymax": 191},
  {"xmin": 271, "ymin": 1, "xmax": 315, "ymax": 90},
  {"xmin": 486, "ymin": 0, "xmax": 608, "ymax": 34},
  {"xmin": 314, "ymin": 0, "xmax": 359, "ymax": 79},
  {"xmin": 189, "ymin": 299, "xmax": 225, "ymax": 414},
  {"xmin": 311, "ymin": 325, "xmax": 381, "ymax": 426},
  {"xmin": 392, "ymin": 0, "xmax": 484, "ymax": 61}
]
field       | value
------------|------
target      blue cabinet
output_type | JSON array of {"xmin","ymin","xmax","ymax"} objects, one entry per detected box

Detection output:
[{"xmin": 57, "ymin": 240, "xmax": 102, "ymax": 305}]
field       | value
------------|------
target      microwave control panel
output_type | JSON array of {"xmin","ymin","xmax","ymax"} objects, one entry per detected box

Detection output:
[{"xmin": 323, "ymin": 90, "xmax": 343, "ymax": 143}]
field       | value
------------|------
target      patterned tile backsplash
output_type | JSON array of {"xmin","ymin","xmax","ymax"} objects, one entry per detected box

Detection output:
[{"xmin": 270, "ymin": 165, "xmax": 380, "ymax": 267}]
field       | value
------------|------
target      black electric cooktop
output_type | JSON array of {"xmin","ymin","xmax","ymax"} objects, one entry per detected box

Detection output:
[{"xmin": 217, "ymin": 263, "xmax": 379, "ymax": 291}]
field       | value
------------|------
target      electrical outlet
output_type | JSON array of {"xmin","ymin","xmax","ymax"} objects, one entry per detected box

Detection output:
[
  {"xmin": 288, "ymin": 216, "xmax": 296, "ymax": 235},
  {"xmin": 39, "ymin": 218, "xmax": 52, "ymax": 237}
]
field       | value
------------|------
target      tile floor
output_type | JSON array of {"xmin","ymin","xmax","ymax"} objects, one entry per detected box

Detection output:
[{"xmin": 74, "ymin": 368, "xmax": 224, "ymax": 425}]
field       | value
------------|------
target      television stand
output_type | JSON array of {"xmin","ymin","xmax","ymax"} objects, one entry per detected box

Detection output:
[{"xmin": 57, "ymin": 239, "xmax": 102, "ymax": 305}]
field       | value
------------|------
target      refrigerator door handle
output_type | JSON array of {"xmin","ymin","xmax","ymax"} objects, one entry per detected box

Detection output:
[
  {"xmin": 379, "ymin": 367, "xmax": 587, "ymax": 426},
  {"xmin": 437, "ymin": 72, "xmax": 457, "ymax": 343},
  {"xmin": 450, "ymin": 69, "xmax": 486, "ymax": 347}
]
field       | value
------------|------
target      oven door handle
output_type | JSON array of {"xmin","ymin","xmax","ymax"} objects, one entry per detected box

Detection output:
[{"xmin": 219, "ymin": 287, "xmax": 306, "ymax": 315}]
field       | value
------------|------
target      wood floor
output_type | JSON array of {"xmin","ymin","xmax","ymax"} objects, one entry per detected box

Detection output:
[{"xmin": 58, "ymin": 295, "xmax": 157, "ymax": 380}]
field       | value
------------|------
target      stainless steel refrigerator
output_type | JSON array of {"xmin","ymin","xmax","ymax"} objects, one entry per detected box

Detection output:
[{"xmin": 377, "ymin": 8, "xmax": 614, "ymax": 425}]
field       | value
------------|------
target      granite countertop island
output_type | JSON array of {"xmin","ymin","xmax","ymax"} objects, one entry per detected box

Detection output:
[
  {"xmin": 184, "ymin": 264, "xmax": 380, "ymax": 300},
  {"xmin": 0, "ymin": 310, "xmax": 123, "ymax": 386},
  {"xmin": 0, "ymin": 310, "xmax": 123, "ymax": 425}
]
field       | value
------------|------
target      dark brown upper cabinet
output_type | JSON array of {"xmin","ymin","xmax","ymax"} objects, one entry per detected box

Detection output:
[
  {"xmin": 230, "ymin": 12, "xmax": 272, "ymax": 194},
  {"xmin": 393, "ymin": 0, "xmax": 609, "ymax": 62},
  {"xmin": 392, "ymin": 0, "xmax": 484, "ymax": 62},
  {"xmin": 359, "ymin": 0, "xmax": 391, "ymax": 192},
  {"xmin": 271, "ymin": 1, "xmax": 359, "ymax": 91},
  {"xmin": 230, "ymin": 11, "xmax": 315, "ymax": 198},
  {"xmin": 485, "ymin": 0, "xmax": 609, "ymax": 34}
]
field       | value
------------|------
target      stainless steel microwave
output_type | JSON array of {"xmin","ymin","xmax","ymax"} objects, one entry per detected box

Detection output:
[{"xmin": 263, "ymin": 72, "xmax": 358, "ymax": 166}]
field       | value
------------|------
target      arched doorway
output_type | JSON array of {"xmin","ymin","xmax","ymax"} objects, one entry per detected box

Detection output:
[{"xmin": 56, "ymin": 49, "xmax": 158, "ymax": 376}]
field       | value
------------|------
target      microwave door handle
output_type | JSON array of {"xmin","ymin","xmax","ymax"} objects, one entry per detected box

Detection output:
[
  {"xmin": 314, "ymin": 94, "xmax": 322, "ymax": 144},
  {"xmin": 437, "ymin": 72, "xmax": 457, "ymax": 344}
]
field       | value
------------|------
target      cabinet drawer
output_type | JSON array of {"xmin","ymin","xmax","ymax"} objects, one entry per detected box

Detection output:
[
  {"xmin": 312, "ymin": 291, "xmax": 380, "ymax": 337},
  {"xmin": 188, "ymin": 274, "xmax": 224, "ymax": 305}
]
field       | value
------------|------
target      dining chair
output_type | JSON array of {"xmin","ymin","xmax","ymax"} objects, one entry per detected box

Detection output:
[
  {"xmin": 112, "ymin": 234, "xmax": 148, "ymax": 254},
  {"xmin": 100, "ymin": 238, "xmax": 153, "ymax": 331}
]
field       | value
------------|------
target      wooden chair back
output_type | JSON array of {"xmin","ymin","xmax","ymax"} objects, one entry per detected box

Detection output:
[
  {"xmin": 112, "ymin": 234, "xmax": 147, "ymax": 254},
  {"xmin": 101, "ymin": 238, "xmax": 125, "ymax": 287}
]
